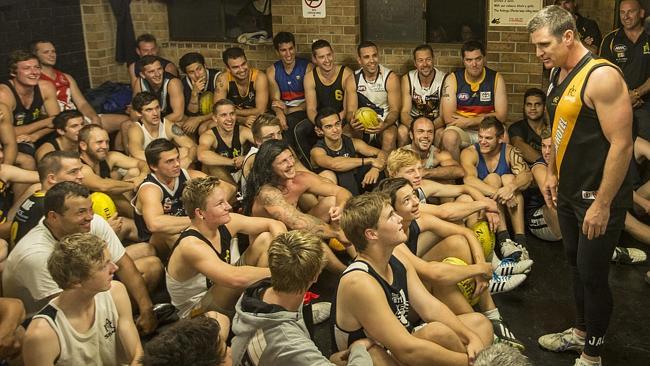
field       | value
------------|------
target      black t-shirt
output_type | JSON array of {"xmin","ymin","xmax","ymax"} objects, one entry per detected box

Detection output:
[
  {"xmin": 600, "ymin": 28, "xmax": 650, "ymax": 105},
  {"xmin": 508, "ymin": 119, "xmax": 543, "ymax": 154},
  {"xmin": 576, "ymin": 13, "xmax": 602, "ymax": 50},
  {"xmin": 11, "ymin": 191, "xmax": 45, "ymax": 245}
]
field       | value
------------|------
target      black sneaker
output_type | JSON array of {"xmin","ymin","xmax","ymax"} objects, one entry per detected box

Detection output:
[{"xmin": 491, "ymin": 318, "xmax": 525, "ymax": 351}]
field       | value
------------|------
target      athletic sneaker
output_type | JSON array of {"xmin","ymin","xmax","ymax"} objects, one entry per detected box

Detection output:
[
  {"xmin": 492, "ymin": 255, "xmax": 533, "ymax": 275},
  {"xmin": 538, "ymin": 327, "xmax": 585, "ymax": 353},
  {"xmin": 489, "ymin": 273, "xmax": 527, "ymax": 294},
  {"xmin": 500, "ymin": 239, "xmax": 531, "ymax": 261},
  {"xmin": 491, "ymin": 318, "xmax": 525, "ymax": 350},
  {"xmin": 611, "ymin": 246, "xmax": 647, "ymax": 264},
  {"xmin": 311, "ymin": 302, "xmax": 331, "ymax": 325},
  {"xmin": 574, "ymin": 357, "xmax": 602, "ymax": 366}
]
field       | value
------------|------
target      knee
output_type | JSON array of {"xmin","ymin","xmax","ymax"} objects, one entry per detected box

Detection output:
[
  {"xmin": 483, "ymin": 173, "xmax": 502, "ymax": 187},
  {"xmin": 319, "ymin": 170, "xmax": 337, "ymax": 184},
  {"xmin": 442, "ymin": 130, "xmax": 460, "ymax": 147},
  {"xmin": 500, "ymin": 174, "xmax": 515, "ymax": 185},
  {"xmin": 455, "ymin": 193, "xmax": 473, "ymax": 203},
  {"xmin": 464, "ymin": 313, "xmax": 493, "ymax": 341},
  {"xmin": 420, "ymin": 322, "xmax": 460, "ymax": 345},
  {"xmin": 252, "ymin": 232, "xmax": 273, "ymax": 250},
  {"xmin": 446, "ymin": 234, "xmax": 472, "ymax": 261}
]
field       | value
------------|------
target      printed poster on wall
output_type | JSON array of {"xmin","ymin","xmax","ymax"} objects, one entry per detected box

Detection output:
[
  {"xmin": 489, "ymin": 0, "xmax": 543, "ymax": 27},
  {"xmin": 303, "ymin": 0, "xmax": 326, "ymax": 18}
]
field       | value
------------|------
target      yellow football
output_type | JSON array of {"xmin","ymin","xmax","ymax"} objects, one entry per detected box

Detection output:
[
  {"xmin": 442, "ymin": 256, "xmax": 480, "ymax": 306},
  {"xmin": 472, "ymin": 220, "xmax": 495, "ymax": 259},
  {"xmin": 90, "ymin": 192, "xmax": 117, "ymax": 220},
  {"xmin": 354, "ymin": 107, "xmax": 379, "ymax": 129}
]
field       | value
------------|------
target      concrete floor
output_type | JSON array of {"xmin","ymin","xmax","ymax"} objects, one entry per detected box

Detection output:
[{"xmin": 309, "ymin": 233, "xmax": 650, "ymax": 365}]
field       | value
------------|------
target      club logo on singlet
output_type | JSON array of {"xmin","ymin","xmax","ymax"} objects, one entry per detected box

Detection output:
[
  {"xmin": 479, "ymin": 91, "xmax": 491, "ymax": 102},
  {"xmin": 104, "ymin": 318, "xmax": 116, "ymax": 339},
  {"xmin": 392, "ymin": 289, "xmax": 410, "ymax": 326}
]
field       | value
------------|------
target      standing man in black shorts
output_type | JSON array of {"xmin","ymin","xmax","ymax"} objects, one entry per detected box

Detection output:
[{"xmin": 529, "ymin": 5, "xmax": 634, "ymax": 366}]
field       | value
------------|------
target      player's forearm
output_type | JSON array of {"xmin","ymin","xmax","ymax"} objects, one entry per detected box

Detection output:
[
  {"xmin": 0, "ymin": 298, "xmax": 25, "ymax": 337},
  {"xmin": 166, "ymin": 110, "xmax": 185, "ymax": 123},
  {"xmin": 96, "ymin": 180, "xmax": 135, "ymax": 195},
  {"xmin": 596, "ymin": 141, "xmax": 633, "ymax": 206},
  {"xmin": 14, "ymin": 117, "xmax": 53, "ymax": 135},
  {"xmin": 383, "ymin": 111, "xmax": 399, "ymax": 127},
  {"xmin": 187, "ymin": 92, "xmax": 200, "ymax": 114},
  {"xmin": 197, "ymin": 149, "xmax": 234, "ymax": 167},
  {"xmin": 435, "ymin": 201, "xmax": 485, "ymax": 221},
  {"xmin": 145, "ymin": 215, "xmax": 190, "ymax": 234},
  {"xmin": 511, "ymin": 171, "xmax": 533, "ymax": 192},
  {"xmin": 1, "ymin": 140, "xmax": 17, "ymax": 165},
  {"xmin": 635, "ymin": 77, "xmax": 650, "ymax": 97},
  {"xmin": 318, "ymin": 157, "xmax": 363, "ymax": 172},
  {"xmin": 423, "ymin": 166, "xmax": 465, "ymax": 180},
  {"xmin": 116, "ymin": 255, "xmax": 154, "ymax": 315},
  {"xmin": 463, "ymin": 176, "xmax": 496, "ymax": 196}
]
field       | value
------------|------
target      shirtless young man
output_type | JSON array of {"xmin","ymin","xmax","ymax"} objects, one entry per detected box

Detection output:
[
  {"xmin": 334, "ymin": 192, "xmax": 492, "ymax": 365},
  {"xmin": 166, "ymin": 176, "xmax": 285, "ymax": 319},
  {"xmin": 197, "ymin": 99, "xmax": 255, "ymax": 185},
  {"xmin": 243, "ymin": 139, "xmax": 352, "ymax": 273}
]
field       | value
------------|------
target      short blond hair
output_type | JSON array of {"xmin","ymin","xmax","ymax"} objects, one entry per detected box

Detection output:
[
  {"xmin": 268, "ymin": 230, "xmax": 325, "ymax": 293},
  {"xmin": 386, "ymin": 148, "xmax": 420, "ymax": 177},
  {"xmin": 182, "ymin": 176, "xmax": 222, "ymax": 219},
  {"xmin": 48, "ymin": 233, "xmax": 107, "ymax": 289},
  {"xmin": 340, "ymin": 192, "xmax": 389, "ymax": 252}
]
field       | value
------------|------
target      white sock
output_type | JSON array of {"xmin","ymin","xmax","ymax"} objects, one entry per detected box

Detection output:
[{"xmin": 483, "ymin": 308, "xmax": 501, "ymax": 321}]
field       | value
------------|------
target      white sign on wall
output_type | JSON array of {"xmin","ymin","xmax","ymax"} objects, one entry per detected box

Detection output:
[
  {"xmin": 303, "ymin": 0, "xmax": 326, "ymax": 18},
  {"xmin": 489, "ymin": 0, "xmax": 543, "ymax": 27}
]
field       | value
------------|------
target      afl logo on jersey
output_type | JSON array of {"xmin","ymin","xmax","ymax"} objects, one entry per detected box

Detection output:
[{"xmin": 458, "ymin": 92, "xmax": 470, "ymax": 101}]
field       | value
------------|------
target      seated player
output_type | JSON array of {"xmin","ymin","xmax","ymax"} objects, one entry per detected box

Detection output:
[
  {"xmin": 132, "ymin": 55, "xmax": 185, "ymax": 123},
  {"xmin": 177, "ymin": 52, "xmax": 221, "ymax": 135},
  {"xmin": 166, "ymin": 176, "xmax": 285, "ymax": 319},
  {"xmin": 508, "ymin": 88, "xmax": 549, "ymax": 165},
  {"xmin": 440, "ymin": 41, "xmax": 508, "ymax": 162},
  {"xmin": 404, "ymin": 116, "xmax": 465, "ymax": 182},
  {"xmin": 142, "ymin": 316, "xmax": 230, "ymax": 366},
  {"xmin": 387, "ymin": 147, "xmax": 500, "ymax": 230},
  {"xmin": 295, "ymin": 40, "xmax": 354, "ymax": 168},
  {"xmin": 197, "ymin": 99, "xmax": 254, "ymax": 185},
  {"xmin": 214, "ymin": 47, "xmax": 269, "ymax": 127},
  {"xmin": 399, "ymin": 44, "xmax": 447, "ymax": 147},
  {"xmin": 35, "ymin": 110, "xmax": 84, "ymax": 161},
  {"xmin": 0, "ymin": 147, "xmax": 39, "ymax": 240},
  {"xmin": 334, "ymin": 192, "xmax": 492, "ymax": 365},
  {"xmin": 310, "ymin": 107, "xmax": 386, "ymax": 195},
  {"xmin": 31, "ymin": 40, "xmax": 130, "ymax": 139},
  {"xmin": 376, "ymin": 178, "xmax": 528, "ymax": 349},
  {"xmin": 79, "ymin": 124, "xmax": 148, "ymax": 216},
  {"xmin": 345, "ymin": 41, "xmax": 399, "ymax": 153},
  {"xmin": 0, "ymin": 99, "xmax": 18, "ymax": 166},
  {"xmin": 132, "ymin": 139, "xmax": 210, "ymax": 259},
  {"xmin": 3, "ymin": 182, "xmax": 159, "ymax": 333},
  {"xmin": 0, "ymin": 297, "xmax": 25, "ymax": 362},
  {"xmin": 0, "ymin": 50, "xmax": 59, "ymax": 183},
  {"xmin": 231, "ymin": 230, "xmax": 375, "ymax": 366},
  {"xmin": 128, "ymin": 91, "xmax": 197, "ymax": 168},
  {"xmin": 244, "ymin": 139, "xmax": 351, "ymax": 273},
  {"xmin": 460, "ymin": 117, "xmax": 533, "ymax": 261},
  {"xmin": 22, "ymin": 233, "xmax": 143, "ymax": 365},
  {"xmin": 128, "ymin": 33, "xmax": 179, "ymax": 86},
  {"xmin": 266, "ymin": 32, "xmax": 311, "ymax": 138}
]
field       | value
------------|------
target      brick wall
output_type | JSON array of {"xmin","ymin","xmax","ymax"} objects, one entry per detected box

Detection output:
[{"xmin": 0, "ymin": 0, "xmax": 89, "ymax": 89}]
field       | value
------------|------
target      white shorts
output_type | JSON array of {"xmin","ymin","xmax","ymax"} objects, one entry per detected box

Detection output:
[{"xmin": 444, "ymin": 126, "xmax": 479, "ymax": 148}]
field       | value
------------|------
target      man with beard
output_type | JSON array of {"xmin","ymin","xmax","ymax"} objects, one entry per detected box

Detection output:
[
  {"xmin": 35, "ymin": 110, "xmax": 84, "ymax": 161},
  {"xmin": 197, "ymin": 99, "xmax": 255, "ymax": 185},
  {"xmin": 460, "ymin": 117, "xmax": 532, "ymax": 262},
  {"xmin": 267, "ymin": 32, "xmax": 311, "ymax": 139},
  {"xmin": 244, "ymin": 139, "xmax": 351, "ymax": 273},
  {"xmin": 30, "ymin": 40, "xmax": 131, "ymax": 137},
  {"xmin": 404, "ymin": 116, "xmax": 465, "ymax": 182},
  {"xmin": 78, "ymin": 124, "xmax": 148, "ymax": 217},
  {"xmin": 128, "ymin": 33, "xmax": 179, "ymax": 86},
  {"xmin": 214, "ymin": 47, "xmax": 269, "ymax": 128},
  {"xmin": 399, "ymin": 44, "xmax": 448, "ymax": 147},
  {"xmin": 177, "ymin": 52, "xmax": 221, "ymax": 135},
  {"xmin": 3, "ymin": 182, "xmax": 158, "ymax": 334},
  {"xmin": 440, "ymin": 41, "xmax": 508, "ymax": 162},
  {"xmin": 128, "ymin": 92, "xmax": 197, "ymax": 169},
  {"xmin": 507, "ymin": 88, "xmax": 549, "ymax": 164},
  {"xmin": 132, "ymin": 56, "xmax": 185, "ymax": 123},
  {"xmin": 346, "ymin": 41, "xmax": 399, "ymax": 153}
]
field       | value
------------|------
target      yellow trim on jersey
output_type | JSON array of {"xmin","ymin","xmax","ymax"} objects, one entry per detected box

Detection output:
[
  {"xmin": 464, "ymin": 68, "xmax": 486, "ymax": 92},
  {"xmin": 552, "ymin": 58, "xmax": 615, "ymax": 177}
]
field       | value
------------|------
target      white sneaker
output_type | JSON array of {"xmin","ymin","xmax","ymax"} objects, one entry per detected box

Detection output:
[
  {"xmin": 492, "ymin": 255, "xmax": 533, "ymax": 275},
  {"xmin": 489, "ymin": 273, "xmax": 527, "ymax": 294},
  {"xmin": 311, "ymin": 302, "xmax": 331, "ymax": 325},
  {"xmin": 500, "ymin": 239, "xmax": 531, "ymax": 261},
  {"xmin": 611, "ymin": 246, "xmax": 647, "ymax": 264}
]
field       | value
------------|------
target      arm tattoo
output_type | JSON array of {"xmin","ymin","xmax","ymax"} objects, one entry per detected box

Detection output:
[
  {"xmin": 509, "ymin": 147, "xmax": 529, "ymax": 175},
  {"xmin": 441, "ymin": 84, "xmax": 450, "ymax": 98},
  {"xmin": 258, "ymin": 186, "xmax": 327, "ymax": 237},
  {"xmin": 171, "ymin": 124, "xmax": 185, "ymax": 136}
]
